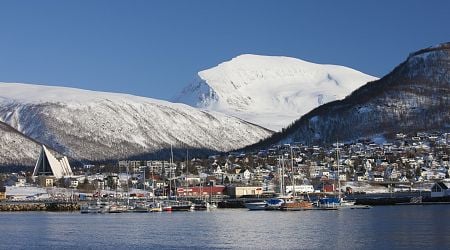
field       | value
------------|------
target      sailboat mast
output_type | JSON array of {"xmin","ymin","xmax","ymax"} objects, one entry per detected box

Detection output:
[
  {"xmin": 337, "ymin": 141, "xmax": 341, "ymax": 199},
  {"xmin": 169, "ymin": 145, "xmax": 172, "ymax": 200},
  {"xmin": 171, "ymin": 145, "xmax": 177, "ymax": 201},
  {"xmin": 186, "ymin": 148, "xmax": 189, "ymax": 196},
  {"xmin": 151, "ymin": 162, "xmax": 155, "ymax": 203},
  {"xmin": 281, "ymin": 155, "xmax": 285, "ymax": 196},
  {"xmin": 291, "ymin": 147, "xmax": 295, "ymax": 197}
]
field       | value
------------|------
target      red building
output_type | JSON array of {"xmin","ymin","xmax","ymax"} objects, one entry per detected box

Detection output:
[
  {"xmin": 323, "ymin": 184, "xmax": 335, "ymax": 193},
  {"xmin": 177, "ymin": 185, "xmax": 225, "ymax": 197}
]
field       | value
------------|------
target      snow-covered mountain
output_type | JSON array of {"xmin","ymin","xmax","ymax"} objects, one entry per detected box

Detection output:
[
  {"xmin": 174, "ymin": 54, "xmax": 378, "ymax": 131},
  {"xmin": 0, "ymin": 121, "xmax": 41, "ymax": 167},
  {"xmin": 243, "ymin": 43, "xmax": 450, "ymax": 149},
  {"xmin": 0, "ymin": 83, "xmax": 272, "ymax": 163}
]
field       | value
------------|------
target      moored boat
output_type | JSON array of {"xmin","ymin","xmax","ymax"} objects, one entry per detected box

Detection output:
[
  {"xmin": 244, "ymin": 201, "xmax": 267, "ymax": 211},
  {"xmin": 280, "ymin": 199, "xmax": 313, "ymax": 211},
  {"xmin": 127, "ymin": 202, "xmax": 149, "ymax": 213},
  {"xmin": 80, "ymin": 201, "xmax": 109, "ymax": 214},
  {"xmin": 265, "ymin": 198, "xmax": 285, "ymax": 210},
  {"xmin": 149, "ymin": 202, "xmax": 163, "ymax": 212},
  {"xmin": 108, "ymin": 203, "xmax": 127, "ymax": 213},
  {"xmin": 190, "ymin": 200, "xmax": 209, "ymax": 211},
  {"xmin": 170, "ymin": 201, "xmax": 192, "ymax": 211}
]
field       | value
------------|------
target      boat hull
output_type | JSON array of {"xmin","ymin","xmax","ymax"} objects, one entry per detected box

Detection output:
[
  {"xmin": 244, "ymin": 202, "xmax": 267, "ymax": 211},
  {"xmin": 280, "ymin": 201, "xmax": 313, "ymax": 211}
]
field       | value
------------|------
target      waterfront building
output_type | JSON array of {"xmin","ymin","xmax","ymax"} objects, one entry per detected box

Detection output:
[
  {"xmin": 176, "ymin": 185, "xmax": 225, "ymax": 197},
  {"xmin": 227, "ymin": 186, "xmax": 263, "ymax": 198}
]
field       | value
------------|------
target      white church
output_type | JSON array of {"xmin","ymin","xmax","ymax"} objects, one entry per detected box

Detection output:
[{"xmin": 33, "ymin": 145, "xmax": 73, "ymax": 187}]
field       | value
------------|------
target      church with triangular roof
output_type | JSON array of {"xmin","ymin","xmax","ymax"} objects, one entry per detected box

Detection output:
[{"xmin": 33, "ymin": 145, "xmax": 73, "ymax": 179}]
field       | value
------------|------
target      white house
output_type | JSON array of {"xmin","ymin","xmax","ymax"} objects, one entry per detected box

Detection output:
[
  {"xmin": 373, "ymin": 175, "xmax": 384, "ymax": 182},
  {"xmin": 241, "ymin": 169, "xmax": 252, "ymax": 180},
  {"xmin": 15, "ymin": 177, "xmax": 27, "ymax": 187}
]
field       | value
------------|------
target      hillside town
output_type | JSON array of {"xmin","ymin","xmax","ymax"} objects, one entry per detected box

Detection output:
[{"xmin": 1, "ymin": 132, "xmax": 449, "ymax": 205}]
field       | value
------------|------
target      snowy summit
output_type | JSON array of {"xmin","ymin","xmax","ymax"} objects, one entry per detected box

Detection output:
[{"xmin": 174, "ymin": 54, "xmax": 378, "ymax": 131}]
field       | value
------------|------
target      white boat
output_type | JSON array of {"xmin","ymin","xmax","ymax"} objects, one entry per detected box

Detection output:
[
  {"xmin": 149, "ymin": 202, "xmax": 163, "ymax": 212},
  {"xmin": 207, "ymin": 202, "xmax": 217, "ymax": 210},
  {"xmin": 80, "ymin": 201, "xmax": 109, "ymax": 214},
  {"xmin": 108, "ymin": 203, "xmax": 127, "ymax": 213},
  {"xmin": 244, "ymin": 201, "xmax": 267, "ymax": 210}
]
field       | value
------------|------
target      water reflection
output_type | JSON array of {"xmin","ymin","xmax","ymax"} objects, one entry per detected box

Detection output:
[{"xmin": 0, "ymin": 206, "xmax": 449, "ymax": 249}]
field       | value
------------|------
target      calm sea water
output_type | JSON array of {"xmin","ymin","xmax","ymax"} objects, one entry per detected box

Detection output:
[{"xmin": 1, "ymin": 205, "xmax": 450, "ymax": 249}]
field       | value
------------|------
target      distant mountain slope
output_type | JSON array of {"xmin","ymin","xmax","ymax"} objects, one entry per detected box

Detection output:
[
  {"xmin": 0, "ymin": 121, "xmax": 40, "ymax": 167},
  {"xmin": 174, "ymin": 54, "xmax": 377, "ymax": 131},
  {"xmin": 243, "ymin": 43, "xmax": 450, "ymax": 149},
  {"xmin": 0, "ymin": 83, "xmax": 272, "ymax": 162}
]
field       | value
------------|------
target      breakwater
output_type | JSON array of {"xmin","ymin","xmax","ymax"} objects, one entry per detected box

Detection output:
[{"xmin": 0, "ymin": 201, "xmax": 80, "ymax": 211}]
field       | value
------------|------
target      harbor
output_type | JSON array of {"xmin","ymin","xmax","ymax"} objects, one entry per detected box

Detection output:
[
  {"xmin": 1, "ymin": 205, "xmax": 450, "ymax": 249},
  {"xmin": 3, "ymin": 190, "xmax": 450, "ymax": 212},
  {"xmin": 1, "ymin": 132, "xmax": 449, "ymax": 213}
]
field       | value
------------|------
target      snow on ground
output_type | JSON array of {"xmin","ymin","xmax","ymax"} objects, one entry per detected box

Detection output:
[
  {"xmin": 5, "ymin": 186, "xmax": 50, "ymax": 199},
  {"xmin": 342, "ymin": 182, "xmax": 389, "ymax": 194}
]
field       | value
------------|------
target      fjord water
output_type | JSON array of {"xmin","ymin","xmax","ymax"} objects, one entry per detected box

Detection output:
[{"xmin": 1, "ymin": 206, "xmax": 449, "ymax": 249}]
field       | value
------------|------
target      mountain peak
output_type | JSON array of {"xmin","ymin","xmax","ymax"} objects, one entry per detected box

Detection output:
[{"xmin": 175, "ymin": 54, "xmax": 377, "ymax": 131}]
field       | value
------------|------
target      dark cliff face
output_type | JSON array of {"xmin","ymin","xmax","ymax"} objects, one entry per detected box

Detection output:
[{"xmin": 246, "ymin": 43, "xmax": 450, "ymax": 149}]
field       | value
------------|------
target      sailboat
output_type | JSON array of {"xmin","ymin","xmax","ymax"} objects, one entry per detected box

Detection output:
[
  {"xmin": 316, "ymin": 142, "xmax": 370, "ymax": 209},
  {"xmin": 149, "ymin": 163, "xmax": 163, "ymax": 212},
  {"xmin": 280, "ymin": 148, "xmax": 313, "ymax": 211},
  {"xmin": 166, "ymin": 145, "xmax": 191, "ymax": 212}
]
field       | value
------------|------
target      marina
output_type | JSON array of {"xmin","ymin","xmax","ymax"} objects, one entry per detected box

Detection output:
[{"xmin": 1, "ymin": 205, "xmax": 450, "ymax": 249}]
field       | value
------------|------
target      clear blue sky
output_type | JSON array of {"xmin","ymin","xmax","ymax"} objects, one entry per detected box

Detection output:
[{"xmin": 0, "ymin": 0, "xmax": 449, "ymax": 100}]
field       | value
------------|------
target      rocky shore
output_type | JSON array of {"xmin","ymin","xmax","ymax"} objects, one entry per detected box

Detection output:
[{"xmin": 0, "ymin": 201, "xmax": 80, "ymax": 211}]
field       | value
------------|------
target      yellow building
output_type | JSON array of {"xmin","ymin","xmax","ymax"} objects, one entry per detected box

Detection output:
[
  {"xmin": 228, "ymin": 186, "xmax": 263, "ymax": 198},
  {"xmin": 37, "ymin": 176, "xmax": 55, "ymax": 187},
  {"xmin": 0, "ymin": 186, "xmax": 6, "ymax": 201}
]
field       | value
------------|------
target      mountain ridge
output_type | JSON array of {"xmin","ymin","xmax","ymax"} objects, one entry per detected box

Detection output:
[
  {"xmin": 241, "ymin": 43, "xmax": 450, "ymax": 150},
  {"xmin": 0, "ymin": 82, "xmax": 272, "ymax": 164}
]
